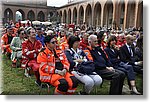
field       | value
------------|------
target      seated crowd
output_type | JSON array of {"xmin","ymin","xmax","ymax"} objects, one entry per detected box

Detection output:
[{"xmin": 1, "ymin": 21, "xmax": 143, "ymax": 95}]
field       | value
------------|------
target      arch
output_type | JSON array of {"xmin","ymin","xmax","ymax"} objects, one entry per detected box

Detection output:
[
  {"xmin": 68, "ymin": 9, "xmax": 71, "ymax": 24},
  {"xmin": 37, "ymin": 11, "xmax": 45, "ymax": 21},
  {"xmin": 49, "ymin": 12, "xmax": 54, "ymax": 17},
  {"xmin": 136, "ymin": 1, "xmax": 143, "ymax": 28},
  {"xmin": 118, "ymin": 0, "xmax": 125, "ymax": 28},
  {"xmin": 16, "ymin": 11, "xmax": 22, "ymax": 22},
  {"xmin": 16, "ymin": 9, "xmax": 25, "ymax": 21},
  {"xmin": 93, "ymin": 2, "xmax": 101, "ymax": 27},
  {"xmin": 4, "ymin": 8, "xmax": 13, "ymax": 23},
  {"xmin": 60, "ymin": 11, "xmax": 62, "ymax": 17},
  {"xmin": 85, "ymin": 4, "xmax": 92, "ymax": 26},
  {"xmin": 56, "ymin": 12, "xmax": 61, "ymax": 23},
  {"xmin": 73, "ymin": 7, "xmax": 77, "ymax": 25},
  {"xmin": 78, "ymin": 5, "xmax": 84, "ymax": 25},
  {"xmin": 63, "ymin": 10, "xmax": 67, "ymax": 23},
  {"xmin": 128, "ymin": 2, "xmax": 136, "ymax": 28},
  {"xmin": 103, "ymin": 0, "xmax": 113, "ymax": 28},
  {"xmin": 27, "ymin": 10, "xmax": 35, "ymax": 21},
  {"xmin": 59, "ymin": 11, "xmax": 63, "ymax": 23}
]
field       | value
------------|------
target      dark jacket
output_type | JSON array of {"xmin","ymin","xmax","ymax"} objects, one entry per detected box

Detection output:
[
  {"xmin": 65, "ymin": 48, "xmax": 88, "ymax": 71},
  {"xmin": 89, "ymin": 46, "xmax": 113, "ymax": 70},
  {"xmin": 119, "ymin": 44, "xmax": 138, "ymax": 65},
  {"xmin": 104, "ymin": 47, "xmax": 121, "ymax": 67}
]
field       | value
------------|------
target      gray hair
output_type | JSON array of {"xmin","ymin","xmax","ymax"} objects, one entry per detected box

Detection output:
[{"xmin": 88, "ymin": 34, "xmax": 97, "ymax": 44}]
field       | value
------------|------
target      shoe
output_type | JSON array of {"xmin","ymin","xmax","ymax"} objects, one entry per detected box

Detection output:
[
  {"xmin": 131, "ymin": 90, "xmax": 141, "ymax": 95},
  {"xmin": 78, "ymin": 91, "xmax": 88, "ymax": 95},
  {"xmin": 12, "ymin": 63, "xmax": 16, "ymax": 68},
  {"xmin": 41, "ymin": 83, "xmax": 50, "ymax": 88},
  {"xmin": 131, "ymin": 86, "xmax": 141, "ymax": 95},
  {"xmin": 24, "ymin": 72, "xmax": 31, "ymax": 78},
  {"xmin": 35, "ymin": 80, "xmax": 41, "ymax": 87}
]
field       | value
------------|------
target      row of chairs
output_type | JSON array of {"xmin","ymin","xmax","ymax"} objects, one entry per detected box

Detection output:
[{"xmin": 7, "ymin": 55, "xmax": 107, "ymax": 95}]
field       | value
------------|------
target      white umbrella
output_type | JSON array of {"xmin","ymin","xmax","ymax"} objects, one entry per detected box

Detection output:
[
  {"xmin": 41, "ymin": 21, "xmax": 52, "ymax": 26},
  {"xmin": 32, "ymin": 21, "xmax": 41, "ymax": 25}
]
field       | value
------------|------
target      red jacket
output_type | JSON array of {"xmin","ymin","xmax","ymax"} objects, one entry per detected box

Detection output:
[
  {"xmin": 117, "ymin": 40, "xmax": 126, "ymax": 48},
  {"xmin": 80, "ymin": 39, "xmax": 89, "ymax": 50},
  {"xmin": 21, "ymin": 39, "xmax": 42, "ymax": 68},
  {"xmin": 1, "ymin": 33, "xmax": 16, "ymax": 53}
]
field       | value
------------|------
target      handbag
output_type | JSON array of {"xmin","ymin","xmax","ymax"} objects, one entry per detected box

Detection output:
[{"xmin": 77, "ymin": 61, "xmax": 95, "ymax": 75}]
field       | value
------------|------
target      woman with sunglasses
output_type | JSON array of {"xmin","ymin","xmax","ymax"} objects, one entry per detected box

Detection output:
[{"xmin": 37, "ymin": 35, "xmax": 79, "ymax": 95}]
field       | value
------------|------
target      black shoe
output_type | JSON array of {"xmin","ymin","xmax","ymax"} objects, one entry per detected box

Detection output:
[
  {"xmin": 78, "ymin": 91, "xmax": 88, "ymax": 95},
  {"xmin": 35, "ymin": 80, "xmax": 41, "ymax": 87},
  {"xmin": 41, "ymin": 83, "xmax": 50, "ymax": 88}
]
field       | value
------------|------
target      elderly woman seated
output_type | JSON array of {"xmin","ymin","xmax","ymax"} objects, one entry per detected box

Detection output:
[{"xmin": 10, "ymin": 28, "xmax": 26, "ymax": 67}]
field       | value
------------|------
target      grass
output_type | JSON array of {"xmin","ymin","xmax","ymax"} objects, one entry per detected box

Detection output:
[{"xmin": 1, "ymin": 55, "xmax": 143, "ymax": 95}]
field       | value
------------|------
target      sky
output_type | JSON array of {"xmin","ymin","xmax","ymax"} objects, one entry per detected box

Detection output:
[{"xmin": 47, "ymin": 0, "xmax": 68, "ymax": 7}]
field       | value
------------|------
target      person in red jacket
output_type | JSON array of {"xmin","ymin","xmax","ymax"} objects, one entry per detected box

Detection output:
[
  {"xmin": 37, "ymin": 35, "xmax": 79, "ymax": 95},
  {"xmin": 21, "ymin": 27, "xmax": 42, "ymax": 86},
  {"xmin": 1, "ymin": 26, "xmax": 16, "ymax": 57},
  {"xmin": 117, "ymin": 34, "xmax": 126, "ymax": 48},
  {"xmin": 80, "ymin": 33, "xmax": 89, "ymax": 50}
]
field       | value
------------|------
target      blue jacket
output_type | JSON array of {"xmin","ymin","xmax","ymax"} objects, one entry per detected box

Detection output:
[{"xmin": 36, "ymin": 34, "xmax": 45, "ymax": 47}]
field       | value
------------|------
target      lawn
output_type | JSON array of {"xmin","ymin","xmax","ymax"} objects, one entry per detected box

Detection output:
[{"xmin": 1, "ymin": 55, "xmax": 143, "ymax": 95}]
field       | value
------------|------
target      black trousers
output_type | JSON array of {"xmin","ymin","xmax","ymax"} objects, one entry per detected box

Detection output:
[{"xmin": 96, "ymin": 69, "xmax": 125, "ymax": 95}]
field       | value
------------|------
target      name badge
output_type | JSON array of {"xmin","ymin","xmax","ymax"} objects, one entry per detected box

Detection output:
[{"xmin": 98, "ymin": 51, "xmax": 101, "ymax": 55}]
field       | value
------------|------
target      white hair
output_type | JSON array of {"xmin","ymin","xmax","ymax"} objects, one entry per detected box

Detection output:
[
  {"xmin": 46, "ymin": 30, "xmax": 53, "ymax": 35},
  {"xmin": 88, "ymin": 34, "xmax": 97, "ymax": 44}
]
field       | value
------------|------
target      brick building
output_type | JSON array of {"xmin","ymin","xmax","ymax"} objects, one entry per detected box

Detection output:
[
  {"xmin": 1, "ymin": 0, "xmax": 58, "ymax": 24},
  {"xmin": 58, "ymin": 0, "xmax": 143, "ymax": 30}
]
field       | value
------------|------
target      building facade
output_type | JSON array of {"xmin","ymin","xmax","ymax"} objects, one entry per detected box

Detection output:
[
  {"xmin": 58, "ymin": 0, "xmax": 143, "ymax": 30},
  {"xmin": 1, "ymin": 0, "xmax": 58, "ymax": 24}
]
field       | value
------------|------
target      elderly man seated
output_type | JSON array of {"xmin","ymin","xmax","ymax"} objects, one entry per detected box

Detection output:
[{"xmin": 21, "ymin": 27, "xmax": 42, "ymax": 86}]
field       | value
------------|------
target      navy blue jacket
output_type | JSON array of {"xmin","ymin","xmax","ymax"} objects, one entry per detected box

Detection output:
[
  {"xmin": 89, "ymin": 47, "xmax": 113, "ymax": 70},
  {"xmin": 104, "ymin": 47, "xmax": 121, "ymax": 66},
  {"xmin": 65, "ymin": 48, "xmax": 88, "ymax": 71},
  {"xmin": 120, "ymin": 44, "xmax": 138, "ymax": 65}
]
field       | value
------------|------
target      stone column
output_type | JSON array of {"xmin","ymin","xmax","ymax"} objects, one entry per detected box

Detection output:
[
  {"xmin": 112, "ymin": 1, "xmax": 119, "ymax": 28},
  {"xmin": 91, "ymin": 3, "xmax": 94, "ymax": 26},
  {"xmin": 136, "ymin": 1, "xmax": 143, "ymax": 28},
  {"xmin": 71, "ymin": 8, "xmax": 73, "ymax": 24},
  {"xmin": 83, "ymin": 7, "xmax": 86, "ymax": 23},
  {"xmin": 100, "ymin": 5, "xmax": 104, "ymax": 27},
  {"xmin": 123, "ymin": 0, "xmax": 130, "ymax": 30},
  {"xmin": 77, "ymin": 7, "xmax": 79, "ymax": 25},
  {"xmin": 134, "ymin": 1, "xmax": 138, "ymax": 28},
  {"xmin": 13, "ymin": 10, "xmax": 16, "ymax": 22}
]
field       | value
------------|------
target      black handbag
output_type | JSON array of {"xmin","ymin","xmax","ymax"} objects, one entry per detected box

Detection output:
[{"xmin": 77, "ymin": 61, "xmax": 95, "ymax": 75}]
